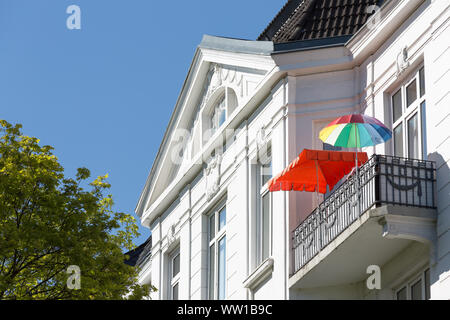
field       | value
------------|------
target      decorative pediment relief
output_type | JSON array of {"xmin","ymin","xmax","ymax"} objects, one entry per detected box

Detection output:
[
  {"xmin": 205, "ymin": 153, "xmax": 222, "ymax": 200},
  {"xmin": 167, "ymin": 223, "xmax": 178, "ymax": 248},
  {"xmin": 211, "ymin": 64, "xmax": 222, "ymax": 90},
  {"xmin": 256, "ymin": 126, "xmax": 267, "ymax": 150},
  {"xmin": 219, "ymin": 65, "xmax": 244, "ymax": 98},
  {"xmin": 141, "ymin": 61, "xmax": 268, "ymax": 215},
  {"xmin": 396, "ymin": 46, "xmax": 410, "ymax": 77},
  {"xmin": 198, "ymin": 63, "xmax": 245, "ymax": 112}
]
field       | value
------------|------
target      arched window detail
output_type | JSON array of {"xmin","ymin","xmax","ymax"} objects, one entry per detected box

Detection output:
[
  {"xmin": 208, "ymin": 87, "xmax": 239, "ymax": 135},
  {"xmin": 210, "ymin": 94, "xmax": 226, "ymax": 135},
  {"xmin": 202, "ymin": 87, "xmax": 240, "ymax": 146},
  {"xmin": 227, "ymin": 88, "xmax": 238, "ymax": 116}
]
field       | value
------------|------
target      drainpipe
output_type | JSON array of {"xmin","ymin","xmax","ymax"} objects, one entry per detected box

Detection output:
[
  {"xmin": 245, "ymin": 119, "xmax": 250, "ymax": 300},
  {"xmin": 157, "ymin": 218, "xmax": 162, "ymax": 300},
  {"xmin": 188, "ymin": 184, "xmax": 192, "ymax": 299}
]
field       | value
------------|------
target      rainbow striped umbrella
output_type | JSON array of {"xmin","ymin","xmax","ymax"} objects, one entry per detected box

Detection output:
[
  {"xmin": 319, "ymin": 114, "xmax": 392, "ymax": 148},
  {"xmin": 319, "ymin": 114, "xmax": 391, "ymax": 214}
]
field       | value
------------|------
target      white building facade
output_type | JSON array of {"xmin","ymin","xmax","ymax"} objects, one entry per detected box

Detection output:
[{"xmin": 135, "ymin": 0, "xmax": 450, "ymax": 300}]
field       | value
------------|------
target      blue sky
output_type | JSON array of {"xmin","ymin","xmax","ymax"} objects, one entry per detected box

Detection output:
[{"xmin": 0, "ymin": 0, "xmax": 286, "ymax": 245}]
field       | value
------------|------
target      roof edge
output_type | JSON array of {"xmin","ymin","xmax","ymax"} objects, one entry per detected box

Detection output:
[
  {"xmin": 199, "ymin": 35, "xmax": 274, "ymax": 55},
  {"xmin": 258, "ymin": 0, "xmax": 305, "ymax": 41},
  {"xmin": 136, "ymin": 35, "xmax": 274, "ymax": 220},
  {"xmin": 135, "ymin": 46, "xmax": 203, "ymax": 219},
  {"xmin": 273, "ymin": 35, "xmax": 352, "ymax": 53}
]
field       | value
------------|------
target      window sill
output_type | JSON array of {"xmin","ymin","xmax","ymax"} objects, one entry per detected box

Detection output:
[{"xmin": 243, "ymin": 258, "xmax": 274, "ymax": 290}]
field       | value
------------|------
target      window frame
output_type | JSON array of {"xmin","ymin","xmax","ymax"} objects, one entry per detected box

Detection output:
[
  {"xmin": 207, "ymin": 200, "xmax": 227, "ymax": 300},
  {"xmin": 323, "ymin": 142, "xmax": 343, "ymax": 199},
  {"xmin": 395, "ymin": 267, "xmax": 430, "ymax": 300},
  {"xmin": 390, "ymin": 65, "xmax": 426, "ymax": 159},
  {"xmin": 255, "ymin": 146, "xmax": 272, "ymax": 268},
  {"xmin": 168, "ymin": 248, "xmax": 180, "ymax": 300},
  {"xmin": 210, "ymin": 94, "xmax": 227, "ymax": 135}
]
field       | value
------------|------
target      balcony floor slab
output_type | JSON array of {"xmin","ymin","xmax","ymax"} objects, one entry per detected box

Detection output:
[{"xmin": 289, "ymin": 205, "xmax": 437, "ymax": 289}]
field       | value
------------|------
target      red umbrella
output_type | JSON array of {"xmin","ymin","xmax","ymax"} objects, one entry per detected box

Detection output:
[{"xmin": 268, "ymin": 149, "xmax": 368, "ymax": 194}]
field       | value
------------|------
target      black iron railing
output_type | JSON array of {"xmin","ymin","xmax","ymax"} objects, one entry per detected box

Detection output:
[{"xmin": 292, "ymin": 154, "xmax": 436, "ymax": 275}]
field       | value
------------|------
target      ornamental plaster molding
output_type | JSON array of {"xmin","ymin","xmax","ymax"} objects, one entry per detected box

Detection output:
[
  {"xmin": 256, "ymin": 127, "xmax": 268, "ymax": 150},
  {"xmin": 396, "ymin": 46, "xmax": 410, "ymax": 77},
  {"xmin": 167, "ymin": 223, "xmax": 177, "ymax": 248},
  {"xmin": 205, "ymin": 154, "xmax": 222, "ymax": 200}
]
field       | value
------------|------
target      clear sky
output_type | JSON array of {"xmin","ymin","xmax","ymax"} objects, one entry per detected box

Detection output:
[{"xmin": 0, "ymin": 0, "xmax": 286, "ymax": 245}]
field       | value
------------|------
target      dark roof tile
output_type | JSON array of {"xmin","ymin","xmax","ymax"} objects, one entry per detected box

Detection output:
[
  {"xmin": 259, "ymin": 0, "xmax": 385, "ymax": 43},
  {"xmin": 124, "ymin": 236, "xmax": 152, "ymax": 267}
]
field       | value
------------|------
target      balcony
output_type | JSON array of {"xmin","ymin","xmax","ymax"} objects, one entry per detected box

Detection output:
[{"xmin": 291, "ymin": 154, "xmax": 437, "ymax": 286}]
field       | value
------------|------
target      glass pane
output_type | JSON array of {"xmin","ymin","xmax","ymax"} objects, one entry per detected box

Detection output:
[
  {"xmin": 211, "ymin": 110, "xmax": 216, "ymax": 130},
  {"xmin": 392, "ymin": 89, "xmax": 402, "ymax": 123},
  {"xmin": 411, "ymin": 279, "xmax": 423, "ymax": 300},
  {"xmin": 256, "ymin": 192, "xmax": 262, "ymax": 265},
  {"xmin": 172, "ymin": 283, "xmax": 179, "ymax": 300},
  {"xmin": 262, "ymin": 162, "xmax": 272, "ymax": 186},
  {"xmin": 425, "ymin": 269, "xmax": 430, "ymax": 300},
  {"xmin": 419, "ymin": 67, "xmax": 425, "ymax": 97},
  {"xmin": 218, "ymin": 95, "xmax": 225, "ymax": 109},
  {"xmin": 209, "ymin": 244, "xmax": 215, "ymax": 300},
  {"xmin": 406, "ymin": 79, "xmax": 417, "ymax": 108},
  {"xmin": 172, "ymin": 253, "xmax": 180, "ymax": 278},
  {"xmin": 219, "ymin": 207, "xmax": 226, "ymax": 231},
  {"xmin": 209, "ymin": 214, "xmax": 215, "ymax": 241},
  {"xmin": 421, "ymin": 101, "xmax": 427, "ymax": 159},
  {"xmin": 218, "ymin": 236, "xmax": 226, "ymax": 300},
  {"xmin": 219, "ymin": 109, "xmax": 226, "ymax": 126},
  {"xmin": 262, "ymin": 193, "xmax": 270, "ymax": 261},
  {"xmin": 408, "ymin": 113, "xmax": 419, "ymax": 159},
  {"xmin": 261, "ymin": 149, "xmax": 272, "ymax": 186},
  {"xmin": 394, "ymin": 124, "xmax": 403, "ymax": 157},
  {"xmin": 323, "ymin": 143, "xmax": 342, "ymax": 151},
  {"xmin": 397, "ymin": 287, "xmax": 407, "ymax": 300}
]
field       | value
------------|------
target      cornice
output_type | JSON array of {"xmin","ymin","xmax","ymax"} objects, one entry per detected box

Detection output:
[{"xmin": 346, "ymin": 0, "xmax": 426, "ymax": 64}]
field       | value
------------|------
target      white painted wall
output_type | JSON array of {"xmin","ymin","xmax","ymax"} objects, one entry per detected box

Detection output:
[
  {"xmin": 138, "ymin": 0, "xmax": 450, "ymax": 300},
  {"xmin": 423, "ymin": 0, "xmax": 450, "ymax": 300},
  {"xmin": 290, "ymin": 242, "xmax": 430, "ymax": 300}
]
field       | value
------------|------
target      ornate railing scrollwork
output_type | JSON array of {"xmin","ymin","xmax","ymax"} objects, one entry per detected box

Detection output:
[
  {"xmin": 386, "ymin": 176, "xmax": 422, "ymax": 197},
  {"xmin": 291, "ymin": 154, "xmax": 436, "ymax": 275},
  {"xmin": 325, "ymin": 212, "xmax": 337, "ymax": 229}
]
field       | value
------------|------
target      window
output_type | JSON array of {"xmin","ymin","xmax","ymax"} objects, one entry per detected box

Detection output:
[
  {"xmin": 211, "ymin": 95, "xmax": 226, "ymax": 135},
  {"xmin": 407, "ymin": 113, "xmax": 418, "ymax": 159},
  {"xmin": 323, "ymin": 143, "xmax": 342, "ymax": 152},
  {"xmin": 208, "ymin": 88, "xmax": 238, "ymax": 136},
  {"xmin": 411, "ymin": 279, "xmax": 422, "ymax": 300},
  {"xmin": 255, "ymin": 147, "xmax": 272, "ymax": 267},
  {"xmin": 406, "ymin": 79, "xmax": 417, "ymax": 108},
  {"xmin": 396, "ymin": 287, "xmax": 407, "ymax": 300},
  {"xmin": 169, "ymin": 249, "xmax": 180, "ymax": 300},
  {"xmin": 323, "ymin": 143, "xmax": 342, "ymax": 198},
  {"xmin": 395, "ymin": 268, "xmax": 431, "ymax": 300},
  {"xmin": 208, "ymin": 202, "xmax": 227, "ymax": 300},
  {"xmin": 420, "ymin": 101, "xmax": 427, "ymax": 159},
  {"xmin": 391, "ymin": 66, "xmax": 427, "ymax": 159},
  {"xmin": 424, "ymin": 268, "xmax": 431, "ymax": 300}
]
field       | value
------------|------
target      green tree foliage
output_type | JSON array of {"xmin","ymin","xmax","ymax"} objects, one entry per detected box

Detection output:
[{"xmin": 0, "ymin": 120, "xmax": 156, "ymax": 299}]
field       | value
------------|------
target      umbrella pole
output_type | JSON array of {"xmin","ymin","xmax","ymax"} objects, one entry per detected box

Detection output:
[
  {"xmin": 354, "ymin": 123, "xmax": 360, "ymax": 215},
  {"xmin": 315, "ymin": 159, "xmax": 320, "ymax": 208}
]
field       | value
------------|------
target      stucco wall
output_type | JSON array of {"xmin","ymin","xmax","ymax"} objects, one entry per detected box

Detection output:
[{"xmin": 140, "ymin": 0, "xmax": 449, "ymax": 300}]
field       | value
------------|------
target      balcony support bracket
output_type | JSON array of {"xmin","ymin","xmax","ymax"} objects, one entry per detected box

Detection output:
[{"xmin": 376, "ymin": 205, "xmax": 438, "ymax": 265}]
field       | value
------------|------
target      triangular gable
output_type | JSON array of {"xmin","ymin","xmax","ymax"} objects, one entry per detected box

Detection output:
[{"xmin": 136, "ymin": 36, "xmax": 274, "ymax": 220}]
